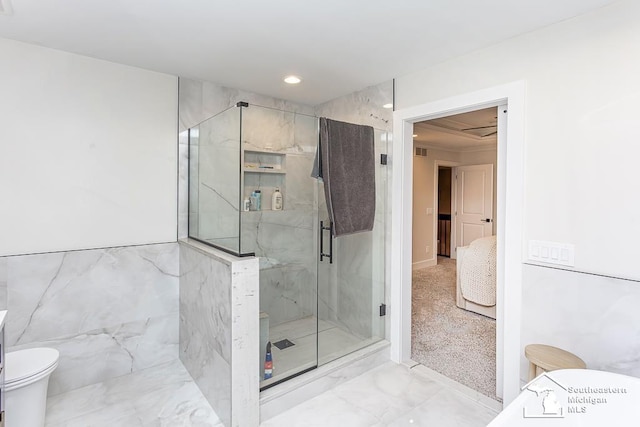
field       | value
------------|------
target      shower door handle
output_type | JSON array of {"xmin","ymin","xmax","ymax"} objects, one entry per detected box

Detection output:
[{"xmin": 319, "ymin": 221, "xmax": 333, "ymax": 264}]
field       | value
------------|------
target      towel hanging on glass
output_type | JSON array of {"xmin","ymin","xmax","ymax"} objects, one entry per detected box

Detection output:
[{"xmin": 311, "ymin": 117, "xmax": 375, "ymax": 237}]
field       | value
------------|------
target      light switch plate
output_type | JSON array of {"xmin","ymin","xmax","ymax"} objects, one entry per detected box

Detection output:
[{"xmin": 528, "ymin": 240, "xmax": 575, "ymax": 267}]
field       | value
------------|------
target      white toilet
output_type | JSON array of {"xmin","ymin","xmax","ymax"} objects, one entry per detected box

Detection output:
[{"xmin": 5, "ymin": 348, "xmax": 60, "ymax": 427}]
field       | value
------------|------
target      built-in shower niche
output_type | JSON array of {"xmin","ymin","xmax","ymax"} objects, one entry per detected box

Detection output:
[{"xmin": 187, "ymin": 102, "xmax": 388, "ymax": 393}]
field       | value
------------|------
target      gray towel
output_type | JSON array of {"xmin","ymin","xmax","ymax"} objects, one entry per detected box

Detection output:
[{"xmin": 314, "ymin": 117, "xmax": 375, "ymax": 236}]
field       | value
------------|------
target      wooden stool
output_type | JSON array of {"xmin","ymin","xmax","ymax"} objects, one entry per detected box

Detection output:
[{"xmin": 525, "ymin": 344, "xmax": 586, "ymax": 381}]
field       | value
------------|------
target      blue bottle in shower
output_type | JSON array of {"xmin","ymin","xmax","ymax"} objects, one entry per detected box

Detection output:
[
  {"xmin": 251, "ymin": 190, "xmax": 261, "ymax": 211},
  {"xmin": 264, "ymin": 342, "xmax": 273, "ymax": 379}
]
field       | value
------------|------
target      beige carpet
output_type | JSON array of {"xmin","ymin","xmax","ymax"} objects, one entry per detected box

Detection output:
[{"xmin": 411, "ymin": 257, "xmax": 498, "ymax": 400}]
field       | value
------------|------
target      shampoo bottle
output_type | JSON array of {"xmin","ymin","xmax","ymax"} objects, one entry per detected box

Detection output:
[
  {"xmin": 272, "ymin": 188, "xmax": 283, "ymax": 211},
  {"xmin": 254, "ymin": 190, "xmax": 261, "ymax": 210}
]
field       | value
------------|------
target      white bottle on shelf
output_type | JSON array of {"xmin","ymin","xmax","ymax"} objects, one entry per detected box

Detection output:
[{"xmin": 272, "ymin": 188, "xmax": 283, "ymax": 211}]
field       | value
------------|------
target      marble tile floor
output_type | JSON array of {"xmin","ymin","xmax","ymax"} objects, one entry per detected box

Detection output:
[
  {"xmin": 261, "ymin": 316, "xmax": 380, "ymax": 388},
  {"xmin": 45, "ymin": 356, "xmax": 497, "ymax": 426},
  {"xmin": 261, "ymin": 361, "xmax": 499, "ymax": 427},
  {"xmin": 45, "ymin": 359, "xmax": 222, "ymax": 427}
]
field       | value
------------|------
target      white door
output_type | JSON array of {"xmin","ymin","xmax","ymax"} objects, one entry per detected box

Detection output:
[{"xmin": 455, "ymin": 164, "xmax": 494, "ymax": 251}]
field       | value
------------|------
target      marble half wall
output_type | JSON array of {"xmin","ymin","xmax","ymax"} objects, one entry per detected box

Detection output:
[
  {"xmin": 2, "ymin": 242, "xmax": 179, "ymax": 396},
  {"xmin": 179, "ymin": 239, "xmax": 259, "ymax": 427},
  {"xmin": 521, "ymin": 263, "xmax": 640, "ymax": 384}
]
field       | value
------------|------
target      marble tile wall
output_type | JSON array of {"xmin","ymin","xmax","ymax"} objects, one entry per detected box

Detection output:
[
  {"xmin": 179, "ymin": 81, "xmax": 320, "ymax": 328},
  {"xmin": 0, "ymin": 258, "xmax": 7, "ymax": 310},
  {"xmin": 178, "ymin": 77, "xmax": 393, "ymax": 333},
  {"xmin": 178, "ymin": 79, "xmax": 315, "ymax": 134},
  {"xmin": 239, "ymin": 106, "xmax": 318, "ymax": 326},
  {"xmin": 195, "ymin": 107, "xmax": 242, "ymax": 250},
  {"xmin": 314, "ymin": 80, "xmax": 393, "ymax": 132},
  {"xmin": 521, "ymin": 264, "xmax": 640, "ymax": 384},
  {"xmin": 179, "ymin": 239, "xmax": 259, "ymax": 427},
  {"xmin": 314, "ymin": 82, "xmax": 393, "ymax": 339},
  {"xmin": 2, "ymin": 243, "xmax": 179, "ymax": 396}
]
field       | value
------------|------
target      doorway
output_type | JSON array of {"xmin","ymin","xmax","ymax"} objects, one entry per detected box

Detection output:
[
  {"xmin": 411, "ymin": 108, "xmax": 498, "ymax": 400},
  {"xmin": 437, "ymin": 166, "xmax": 452, "ymax": 257},
  {"xmin": 390, "ymin": 81, "xmax": 525, "ymax": 405}
]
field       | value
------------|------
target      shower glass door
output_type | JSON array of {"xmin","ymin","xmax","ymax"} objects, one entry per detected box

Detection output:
[
  {"xmin": 245, "ymin": 105, "xmax": 320, "ymax": 390},
  {"xmin": 248, "ymin": 104, "xmax": 388, "ymax": 389},
  {"xmin": 316, "ymin": 129, "xmax": 388, "ymax": 366}
]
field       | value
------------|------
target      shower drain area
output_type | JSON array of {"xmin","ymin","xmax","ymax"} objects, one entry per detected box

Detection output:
[{"xmin": 273, "ymin": 339, "xmax": 296, "ymax": 350}]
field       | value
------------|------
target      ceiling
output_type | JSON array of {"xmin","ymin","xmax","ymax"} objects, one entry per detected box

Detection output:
[
  {"xmin": 0, "ymin": 0, "xmax": 619, "ymax": 105},
  {"xmin": 414, "ymin": 107, "xmax": 498, "ymax": 151}
]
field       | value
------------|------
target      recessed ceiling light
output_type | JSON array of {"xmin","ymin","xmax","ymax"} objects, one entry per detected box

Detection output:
[
  {"xmin": 383, "ymin": 103, "xmax": 393, "ymax": 109},
  {"xmin": 284, "ymin": 75, "xmax": 301, "ymax": 84},
  {"xmin": 413, "ymin": 134, "xmax": 418, "ymax": 138}
]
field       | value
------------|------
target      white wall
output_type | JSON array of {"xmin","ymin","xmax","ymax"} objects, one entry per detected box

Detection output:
[
  {"xmin": 398, "ymin": 0, "xmax": 640, "ymax": 281},
  {"xmin": 0, "ymin": 38, "xmax": 178, "ymax": 256},
  {"xmin": 398, "ymin": 0, "xmax": 640, "ymax": 382}
]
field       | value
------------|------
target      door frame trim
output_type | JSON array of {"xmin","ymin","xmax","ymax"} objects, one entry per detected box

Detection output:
[{"xmin": 390, "ymin": 81, "xmax": 525, "ymax": 405}]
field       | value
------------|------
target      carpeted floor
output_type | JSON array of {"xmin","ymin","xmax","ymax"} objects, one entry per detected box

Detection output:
[{"xmin": 411, "ymin": 257, "xmax": 498, "ymax": 401}]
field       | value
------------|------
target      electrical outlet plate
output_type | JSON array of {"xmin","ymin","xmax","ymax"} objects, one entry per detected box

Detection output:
[{"xmin": 528, "ymin": 240, "xmax": 575, "ymax": 267}]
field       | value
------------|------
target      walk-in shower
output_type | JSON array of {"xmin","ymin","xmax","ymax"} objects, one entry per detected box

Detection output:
[{"xmin": 188, "ymin": 102, "xmax": 388, "ymax": 389}]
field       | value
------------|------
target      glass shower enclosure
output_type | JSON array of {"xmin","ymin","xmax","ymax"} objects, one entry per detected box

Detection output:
[{"xmin": 188, "ymin": 102, "xmax": 388, "ymax": 389}]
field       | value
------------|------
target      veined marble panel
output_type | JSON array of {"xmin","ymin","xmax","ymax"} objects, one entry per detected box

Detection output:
[
  {"xmin": 188, "ymin": 142, "xmax": 200, "ymax": 238},
  {"xmin": 179, "ymin": 242, "xmax": 232, "ymax": 364},
  {"xmin": 196, "ymin": 108, "xmax": 241, "ymax": 248},
  {"xmin": 316, "ymin": 128, "xmax": 388, "ymax": 341},
  {"xmin": 179, "ymin": 241, "xmax": 232, "ymax": 425},
  {"xmin": 231, "ymin": 257, "xmax": 260, "ymax": 427},
  {"xmin": 178, "ymin": 78, "xmax": 315, "ymax": 133},
  {"xmin": 179, "ymin": 78, "xmax": 317, "ymax": 251},
  {"xmin": 45, "ymin": 359, "xmax": 221, "ymax": 427},
  {"xmin": 178, "ymin": 130, "xmax": 189, "ymax": 239},
  {"xmin": 179, "ymin": 240, "xmax": 259, "ymax": 427},
  {"xmin": 260, "ymin": 265, "xmax": 316, "ymax": 327},
  {"xmin": 6, "ymin": 243, "xmax": 178, "ymax": 347},
  {"xmin": 242, "ymin": 107, "xmax": 295, "ymax": 153},
  {"xmin": 178, "ymin": 78, "xmax": 203, "ymax": 133},
  {"xmin": 284, "ymin": 153, "xmax": 317, "ymax": 211},
  {"xmin": 10, "ymin": 313, "xmax": 178, "ymax": 396},
  {"xmin": 242, "ymin": 106, "xmax": 317, "ymax": 154},
  {"xmin": 0, "ymin": 257, "xmax": 7, "ymax": 310},
  {"xmin": 200, "ymin": 81, "xmax": 315, "ymax": 128},
  {"xmin": 336, "ymin": 233, "xmax": 374, "ymax": 339},
  {"xmin": 314, "ymin": 80, "xmax": 393, "ymax": 132},
  {"xmin": 521, "ymin": 264, "xmax": 640, "ymax": 383}
]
